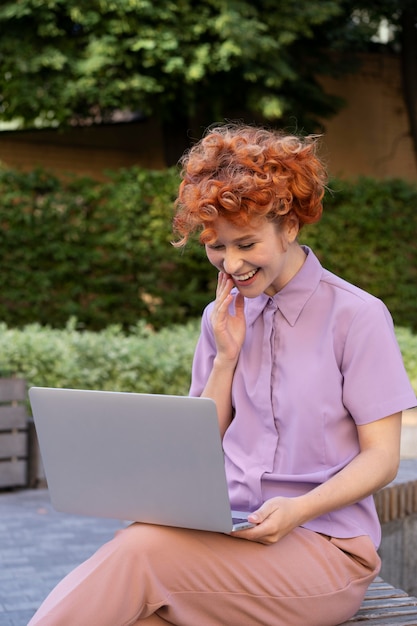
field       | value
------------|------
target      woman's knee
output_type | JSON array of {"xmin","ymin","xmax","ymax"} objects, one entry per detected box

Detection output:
[{"xmin": 112, "ymin": 523, "xmax": 176, "ymax": 558}]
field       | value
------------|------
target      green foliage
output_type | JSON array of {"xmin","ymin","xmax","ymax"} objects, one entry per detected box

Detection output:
[
  {"xmin": 300, "ymin": 177, "xmax": 417, "ymax": 331},
  {"xmin": 0, "ymin": 0, "xmax": 415, "ymax": 146},
  {"xmin": 0, "ymin": 0, "xmax": 344, "ymax": 130},
  {"xmin": 0, "ymin": 320, "xmax": 415, "ymax": 398},
  {"xmin": 101, "ymin": 167, "xmax": 216, "ymax": 329},
  {"xmin": 0, "ymin": 166, "xmax": 416, "ymax": 333},
  {"xmin": 0, "ymin": 165, "xmax": 215, "ymax": 330},
  {"xmin": 0, "ymin": 318, "xmax": 200, "ymax": 398},
  {"xmin": 395, "ymin": 327, "xmax": 417, "ymax": 393}
]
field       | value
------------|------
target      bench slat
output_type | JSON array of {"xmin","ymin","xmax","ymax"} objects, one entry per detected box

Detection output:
[
  {"xmin": 0, "ymin": 405, "xmax": 28, "ymax": 429},
  {"xmin": 346, "ymin": 615, "xmax": 417, "ymax": 626},
  {"xmin": 0, "ymin": 459, "xmax": 27, "ymax": 487},
  {"xmin": 0, "ymin": 378, "xmax": 26, "ymax": 403},
  {"xmin": 345, "ymin": 617, "xmax": 417, "ymax": 625},
  {"xmin": 363, "ymin": 587, "xmax": 409, "ymax": 599},
  {"xmin": 340, "ymin": 578, "xmax": 417, "ymax": 624},
  {"xmin": 0, "ymin": 432, "xmax": 27, "ymax": 458}
]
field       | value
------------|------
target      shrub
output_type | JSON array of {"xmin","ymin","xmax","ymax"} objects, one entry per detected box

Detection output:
[
  {"xmin": 0, "ymin": 321, "xmax": 415, "ymax": 401},
  {"xmin": 394, "ymin": 327, "xmax": 417, "ymax": 393},
  {"xmin": 0, "ymin": 166, "xmax": 215, "ymax": 330},
  {"xmin": 301, "ymin": 177, "xmax": 417, "ymax": 331},
  {"xmin": 101, "ymin": 167, "xmax": 215, "ymax": 329},
  {"xmin": 0, "ymin": 318, "xmax": 201, "ymax": 399},
  {"xmin": 0, "ymin": 167, "xmax": 416, "ymax": 331}
]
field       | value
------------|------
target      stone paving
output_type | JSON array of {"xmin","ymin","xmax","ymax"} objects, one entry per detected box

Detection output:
[
  {"xmin": 0, "ymin": 489, "xmax": 127, "ymax": 625},
  {"xmin": 0, "ymin": 411, "xmax": 416, "ymax": 626}
]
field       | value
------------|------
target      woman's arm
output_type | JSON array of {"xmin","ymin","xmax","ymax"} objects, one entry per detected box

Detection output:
[
  {"xmin": 296, "ymin": 412, "xmax": 401, "ymax": 519},
  {"xmin": 201, "ymin": 360, "xmax": 237, "ymax": 437},
  {"xmin": 233, "ymin": 412, "xmax": 402, "ymax": 544},
  {"xmin": 200, "ymin": 272, "xmax": 246, "ymax": 436}
]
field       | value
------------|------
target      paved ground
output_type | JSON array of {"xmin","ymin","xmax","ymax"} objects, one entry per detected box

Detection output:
[
  {"xmin": 0, "ymin": 490, "xmax": 128, "ymax": 625},
  {"xmin": 1, "ymin": 411, "xmax": 416, "ymax": 626}
]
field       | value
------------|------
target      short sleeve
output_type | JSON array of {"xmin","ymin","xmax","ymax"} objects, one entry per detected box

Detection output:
[
  {"xmin": 342, "ymin": 298, "xmax": 416, "ymax": 424},
  {"xmin": 188, "ymin": 303, "xmax": 217, "ymax": 397}
]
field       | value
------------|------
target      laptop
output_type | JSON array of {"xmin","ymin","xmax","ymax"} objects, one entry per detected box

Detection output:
[{"xmin": 29, "ymin": 387, "xmax": 254, "ymax": 533}]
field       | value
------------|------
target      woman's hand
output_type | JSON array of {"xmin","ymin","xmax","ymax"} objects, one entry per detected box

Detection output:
[
  {"xmin": 200, "ymin": 272, "xmax": 246, "ymax": 435},
  {"xmin": 232, "ymin": 497, "xmax": 303, "ymax": 545},
  {"xmin": 210, "ymin": 272, "xmax": 246, "ymax": 367}
]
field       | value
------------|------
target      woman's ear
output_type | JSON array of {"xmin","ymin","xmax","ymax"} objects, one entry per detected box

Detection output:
[{"xmin": 285, "ymin": 212, "xmax": 300, "ymax": 243}]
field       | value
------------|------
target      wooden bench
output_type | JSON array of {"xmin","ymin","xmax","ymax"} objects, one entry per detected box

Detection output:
[
  {"xmin": 340, "ymin": 577, "xmax": 417, "ymax": 624},
  {"xmin": 340, "ymin": 464, "xmax": 417, "ymax": 624},
  {"xmin": 0, "ymin": 377, "xmax": 29, "ymax": 488}
]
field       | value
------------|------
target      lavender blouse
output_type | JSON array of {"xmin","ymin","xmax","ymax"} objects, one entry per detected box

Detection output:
[{"xmin": 189, "ymin": 247, "xmax": 417, "ymax": 547}]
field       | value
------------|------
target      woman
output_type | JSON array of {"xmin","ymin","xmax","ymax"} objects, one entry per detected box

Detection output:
[{"xmin": 29, "ymin": 124, "xmax": 416, "ymax": 626}]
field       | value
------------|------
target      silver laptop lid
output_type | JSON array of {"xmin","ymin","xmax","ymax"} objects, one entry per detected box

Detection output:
[{"xmin": 29, "ymin": 387, "xmax": 249, "ymax": 533}]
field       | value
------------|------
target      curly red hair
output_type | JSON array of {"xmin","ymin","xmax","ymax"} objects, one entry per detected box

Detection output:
[{"xmin": 173, "ymin": 123, "xmax": 327, "ymax": 246}]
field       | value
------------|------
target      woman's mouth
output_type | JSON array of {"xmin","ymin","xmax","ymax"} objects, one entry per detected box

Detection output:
[{"xmin": 232, "ymin": 268, "xmax": 259, "ymax": 284}]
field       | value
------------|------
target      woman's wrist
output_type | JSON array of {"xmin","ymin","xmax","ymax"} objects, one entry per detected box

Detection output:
[{"xmin": 212, "ymin": 354, "xmax": 239, "ymax": 371}]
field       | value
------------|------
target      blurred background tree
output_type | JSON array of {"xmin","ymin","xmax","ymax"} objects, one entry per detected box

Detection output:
[
  {"xmin": 312, "ymin": 0, "xmax": 417, "ymax": 162},
  {"xmin": 0, "ymin": 0, "xmax": 415, "ymax": 162}
]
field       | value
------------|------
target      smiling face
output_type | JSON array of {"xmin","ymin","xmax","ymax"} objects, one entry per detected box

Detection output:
[{"xmin": 205, "ymin": 216, "xmax": 306, "ymax": 297}]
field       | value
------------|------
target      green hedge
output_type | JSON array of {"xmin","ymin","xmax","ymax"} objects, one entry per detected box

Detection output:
[
  {"xmin": 0, "ymin": 166, "xmax": 416, "ymax": 331},
  {"xmin": 0, "ymin": 166, "xmax": 214, "ymax": 330},
  {"xmin": 300, "ymin": 177, "xmax": 417, "ymax": 330},
  {"xmin": 0, "ymin": 318, "xmax": 200, "ymax": 398},
  {"xmin": 0, "ymin": 321, "xmax": 415, "ymax": 399},
  {"xmin": 396, "ymin": 327, "xmax": 417, "ymax": 393}
]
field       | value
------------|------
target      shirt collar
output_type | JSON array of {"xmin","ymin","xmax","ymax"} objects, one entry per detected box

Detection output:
[{"xmin": 244, "ymin": 246, "xmax": 323, "ymax": 327}]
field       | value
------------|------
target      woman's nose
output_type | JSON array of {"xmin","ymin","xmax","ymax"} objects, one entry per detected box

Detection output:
[{"xmin": 222, "ymin": 250, "xmax": 242, "ymax": 275}]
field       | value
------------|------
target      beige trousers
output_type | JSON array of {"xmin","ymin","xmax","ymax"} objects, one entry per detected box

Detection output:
[{"xmin": 28, "ymin": 523, "xmax": 380, "ymax": 626}]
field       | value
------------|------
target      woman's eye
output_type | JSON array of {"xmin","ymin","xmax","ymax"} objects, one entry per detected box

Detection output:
[{"xmin": 239, "ymin": 243, "xmax": 255, "ymax": 250}]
